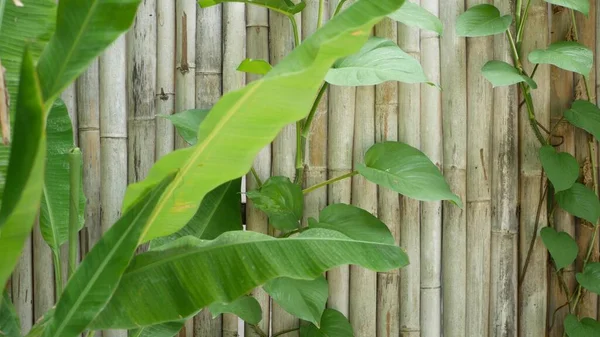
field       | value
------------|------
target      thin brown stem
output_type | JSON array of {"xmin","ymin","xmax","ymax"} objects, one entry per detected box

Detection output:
[
  {"xmin": 273, "ymin": 327, "xmax": 301, "ymax": 337},
  {"xmin": 519, "ymin": 176, "xmax": 548, "ymax": 285}
]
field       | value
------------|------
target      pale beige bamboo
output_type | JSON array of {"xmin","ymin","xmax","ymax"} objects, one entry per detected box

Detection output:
[
  {"xmin": 156, "ymin": 0, "xmax": 176, "ymax": 159},
  {"xmin": 244, "ymin": 5, "xmax": 271, "ymax": 336},
  {"xmin": 222, "ymin": 3, "xmax": 246, "ymax": 336},
  {"xmin": 489, "ymin": 1, "xmax": 518, "ymax": 336},
  {"xmin": 99, "ymin": 36, "xmax": 128, "ymax": 337},
  {"xmin": 63, "ymin": 84, "xmax": 78, "ymax": 143},
  {"xmin": 440, "ymin": 1, "xmax": 467, "ymax": 336},
  {"xmin": 175, "ymin": 0, "xmax": 196, "ymax": 151},
  {"xmin": 33, "ymin": 222, "xmax": 54, "ymax": 321},
  {"xmin": 518, "ymin": 1, "xmax": 549, "ymax": 336},
  {"xmin": 12, "ymin": 237, "xmax": 32, "ymax": 333},
  {"xmin": 464, "ymin": 1, "xmax": 492, "ymax": 336},
  {"xmin": 420, "ymin": 0, "xmax": 442, "ymax": 335},
  {"xmin": 397, "ymin": 13, "xmax": 421, "ymax": 337}
]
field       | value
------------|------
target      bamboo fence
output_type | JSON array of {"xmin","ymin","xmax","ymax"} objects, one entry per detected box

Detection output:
[{"xmin": 9, "ymin": 1, "xmax": 600, "ymax": 337}]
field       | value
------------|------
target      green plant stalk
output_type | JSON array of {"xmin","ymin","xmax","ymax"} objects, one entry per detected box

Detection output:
[
  {"xmin": 52, "ymin": 251, "xmax": 63, "ymax": 299},
  {"xmin": 250, "ymin": 167, "xmax": 263, "ymax": 188},
  {"xmin": 334, "ymin": 0, "xmax": 348, "ymax": 16},
  {"xmin": 273, "ymin": 327, "xmax": 300, "ymax": 337},
  {"xmin": 303, "ymin": 170, "xmax": 358, "ymax": 194},
  {"xmin": 301, "ymin": 83, "xmax": 328, "ymax": 139},
  {"xmin": 515, "ymin": 0, "xmax": 522, "ymax": 33},
  {"xmin": 317, "ymin": 0, "xmax": 325, "ymax": 28},
  {"xmin": 287, "ymin": 14, "xmax": 305, "ymax": 185},
  {"xmin": 68, "ymin": 147, "xmax": 82, "ymax": 278},
  {"xmin": 516, "ymin": 0, "xmax": 532, "ymax": 43}
]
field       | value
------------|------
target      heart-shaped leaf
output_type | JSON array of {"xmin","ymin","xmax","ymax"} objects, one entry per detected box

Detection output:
[
  {"xmin": 528, "ymin": 41, "xmax": 593, "ymax": 76},
  {"xmin": 556, "ymin": 183, "xmax": 600, "ymax": 224},
  {"xmin": 209, "ymin": 296, "xmax": 262, "ymax": 325},
  {"xmin": 237, "ymin": 59, "xmax": 272, "ymax": 75},
  {"xmin": 564, "ymin": 100, "xmax": 600, "ymax": 143},
  {"xmin": 564, "ymin": 315, "xmax": 600, "ymax": 337},
  {"xmin": 545, "ymin": 0, "xmax": 589, "ymax": 15},
  {"xmin": 456, "ymin": 4, "xmax": 512, "ymax": 37},
  {"xmin": 481, "ymin": 60, "xmax": 537, "ymax": 88},
  {"xmin": 264, "ymin": 276, "xmax": 328, "ymax": 326},
  {"xmin": 575, "ymin": 263, "xmax": 600, "ymax": 295},
  {"xmin": 246, "ymin": 176, "xmax": 303, "ymax": 231},
  {"xmin": 299, "ymin": 308, "xmax": 353, "ymax": 337},
  {"xmin": 540, "ymin": 227, "xmax": 578, "ymax": 270},
  {"xmin": 387, "ymin": 1, "xmax": 443, "ymax": 35},
  {"xmin": 539, "ymin": 145, "xmax": 579, "ymax": 192},
  {"xmin": 160, "ymin": 109, "xmax": 210, "ymax": 145}
]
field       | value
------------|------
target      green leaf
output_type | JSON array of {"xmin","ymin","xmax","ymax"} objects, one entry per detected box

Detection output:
[
  {"xmin": 39, "ymin": 99, "xmax": 86, "ymax": 254},
  {"xmin": 129, "ymin": 321, "xmax": 185, "ymax": 337},
  {"xmin": 0, "ymin": 291, "xmax": 20, "ymax": 337},
  {"xmin": 387, "ymin": 1, "xmax": 443, "ymax": 35},
  {"xmin": 198, "ymin": 0, "xmax": 305, "ymax": 15},
  {"xmin": 36, "ymin": 0, "xmax": 142, "ymax": 104},
  {"xmin": 545, "ymin": 0, "xmax": 589, "ymax": 15},
  {"xmin": 564, "ymin": 315, "xmax": 600, "ymax": 337},
  {"xmin": 161, "ymin": 109, "xmax": 210, "ymax": 146},
  {"xmin": 540, "ymin": 227, "xmax": 578, "ymax": 270},
  {"xmin": 564, "ymin": 100, "xmax": 600, "ymax": 142},
  {"xmin": 300, "ymin": 309, "xmax": 353, "ymax": 337},
  {"xmin": 456, "ymin": 4, "xmax": 512, "ymax": 37},
  {"xmin": 356, "ymin": 141, "xmax": 462, "ymax": 207},
  {"xmin": 528, "ymin": 41, "xmax": 593, "ymax": 77},
  {"xmin": 539, "ymin": 145, "xmax": 579, "ymax": 192},
  {"xmin": 41, "ymin": 173, "xmax": 177, "ymax": 337},
  {"xmin": 0, "ymin": 48, "xmax": 47, "ymax": 290},
  {"xmin": 25, "ymin": 309, "xmax": 55, "ymax": 337},
  {"xmin": 208, "ymin": 296, "xmax": 262, "ymax": 325},
  {"xmin": 575, "ymin": 263, "xmax": 600, "ymax": 295},
  {"xmin": 556, "ymin": 183, "xmax": 600, "ymax": 224},
  {"xmin": 237, "ymin": 59, "xmax": 272, "ymax": 75},
  {"xmin": 308, "ymin": 203, "xmax": 394, "ymax": 244},
  {"xmin": 264, "ymin": 276, "xmax": 328, "ymax": 326},
  {"xmin": 481, "ymin": 60, "xmax": 537, "ymax": 89},
  {"xmin": 91, "ymin": 229, "xmax": 409, "ymax": 329},
  {"xmin": 122, "ymin": 0, "xmax": 407, "ymax": 243},
  {"xmin": 325, "ymin": 37, "xmax": 430, "ymax": 86},
  {"xmin": 246, "ymin": 176, "xmax": 303, "ymax": 231},
  {"xmin": 150, "ymin": 179, "xmax": 242, "ymax": 249}
]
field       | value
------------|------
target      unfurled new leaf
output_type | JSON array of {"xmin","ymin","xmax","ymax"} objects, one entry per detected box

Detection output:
[
  {"xmin": 300, "ymin": 308, "xmax": 353, "ymax": 337},
  {"xmin": 528, "ymin": 42, "xmax": 593, "ymax": 77},
  {"xmin": 209, "ymin": 296, "xmax": 262, "ymax": 325},
  {"xmin": 540, "ymin": 227, "xmax": 578, "ymax": 270},
  {"xmin": 539, "ymin": 145, "xmax": 579, "ymax": 192},
  {"xmin": 456, "ymin": 4, "xmax": 512, "ymax": 37},
  {"xmin": 246, "ymin": 176, "xmax": 303, "ymax": 231},
  {"xmin": 481, "ymin": 60, "xmax": 537, "ymax": 89},
  {"xmin": 388, "ymin": 2, "xmax": 443, "ymax": 35},
  {"xmin": 564, "ymin": 100, "xmax": 600, "ymax": 142},
  {"xmin": 556, "ymin": 183, "xmax": 600, "ymax": 225},
  {"xmin": 264, "ymin": 276, "xmax": 328, "ymax": 326}
]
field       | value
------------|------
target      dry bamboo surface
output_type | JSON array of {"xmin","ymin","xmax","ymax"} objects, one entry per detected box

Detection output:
[
  {"xmin": 419, "ymin": 0, "xmax": 442, "ymax": 335},
  {"xmin": 244, "ymin": 5, "xmax": 271, "ymax": 337},
  {"xmin": 397, "ymin": 12, "xmax": 421, "ymax": 337},
  {"xmin": 12, "ymin": 236, "xmax": 32, "ymax": 333},
  {"xmin": 32, "ymin": 222, "xmax": 53, "ymax": 321},
  {"xmin": 464, "ymin": 1, "xmax": 492, "ymax": 336},
  {"xmin": 518, "ymin": 1, "xmax": 549, "ymax": 336},
  {"xmin": 490, "ymin": 1, "xmax": 519, "ymax": 336},
  {"xmin": 99, "ymin": 35, "xmax": 128, "ymax": 337}
]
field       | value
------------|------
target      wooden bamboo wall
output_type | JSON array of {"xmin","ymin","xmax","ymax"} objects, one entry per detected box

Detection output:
[{"xmin": 8, "ymin": 0, "xmax": 600, "ymax": 336}]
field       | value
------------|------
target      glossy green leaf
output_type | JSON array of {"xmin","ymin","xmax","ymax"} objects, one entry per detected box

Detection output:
[
  {"xmin": 481, "ymin": 60, "xmax": 537, "ymax": 89},
  {"xmin": 564, "ymin": 315, "xmax": 600, "ymax": 337},
  {"xmin": 564, "ymin": 100, "xmax": 600, "ymax": 142},
  {"xmin": 545, "ymin": 0, "xmax": 589, "ymax": 15},
  {"xmin": 150, "ymin": 179, "xmax": 242, "ymax": 249},
  {"xmin": 264, "ymin": 276, "xmax": 328, "ymax": 326},
  {"xmin": 575, "ymin": 263, "xmax": 600, "ymax": 295},
  {"xmin": 39, "ymin": 99, "xmax": 86, "ymax": 254},
  {"xmin": 325, "ymin": 37, "xmax": 429, "ymax": 86},
  {"xmin": 122, "ymin": 0, "xmax": 407, "ymax": 243},
  {"xmin": 161, "ymin": 109, "xmax": 210, "ymax": 146},
  {"xmin": 388, "ymin": 1, "xmax": 443, "ymax": 35},
  {"xmin": 237, "ymin": 58, "xmax": 272, "ymax": 75},
  {"xmin": 300, "ymin": 309, "xmax": 353, "ymax": 337},
  {"xmin": 528, "ymin": 41, "xmax": 593, "ymax": 77},
  {"xmin": 91, "ymin": 229, "xmax": 409, "ymax": 329},
  {"xmin": 0, "ymin": 49, "xmax": 47, "ymax": 289},
  {"xmin": 540, "ymin": 227, "xmax": 578, "ymax": 270},
  {"xmin": 209, "ymin": 296, "xmax": 262, "ymax": 325},
  {"xmin": 246, "ymin": 176, "xmax": 303, "ymax": 231},
  {"xmin": 556, "ymin": 183, "xmax": 600, "ymax": 224},
  {"xmin": 128, "ymin": 321, "xmax": 185, "ymax": 337},
  {"xmin": 356, "ymin": 141, "xmax": 462, "ymax": 207},
  {"xmin": 0, "ymin": 291, "xmax": 20, "ymax": 337},
  {"xmin": 456, "ymin": 4, "xmax": 512, "ymax": 37},
  {"xmin": 539, "ymin": 145, "xmax": 579, "ymax": 192},
  {"xmin": 36, "ymin": 0, "xmax": 141, "ymax": 104},
  {"xmin": 198, "ymin": 0, "xmax": 305, "ymax": 15},
  {"xmin": 308, "ymin": 203, "xmax": 394, "ymax": 244},
  {"xmin": 42, "ymin": 173, "xmax": 177, "ymax": 337}
]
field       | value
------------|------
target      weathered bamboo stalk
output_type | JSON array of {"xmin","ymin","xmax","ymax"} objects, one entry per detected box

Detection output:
[
  {"xmin": 465, "ymin": 1, "xmax": 492, "ymax": 336},
  {"xmin": 12, "ymin": 236, "xmax": 32, "ymax": 333},
  {"xmin": 175, "ymin": 0, "xmax": 196, "ymax": 151},
  {"xmin": 244, "ymin": 5, "xmax": 271, "ymax": 337},
  {"xmin": 33, "ymin": 223, "xmax": 54, "ymax": 321}
]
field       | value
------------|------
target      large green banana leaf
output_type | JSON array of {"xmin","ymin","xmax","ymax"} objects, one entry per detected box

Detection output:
[
  {"xmin": 40, "ymin": 99, "xmax": 86, "ymax": 255},
  {"xmin": 123, "ymin": 0, "xmax": 407, "ymax": 243},
  {"xmin": 0, "ymin": 291, "xmax": 20, "ymax": 337},
  {"xmin": 41, "ymin": 173, "xmax": 176, "ymax": 337},
  {"xmin": 91, "ymin": 229, "xmax": 408, "ymax": 329},
  {"xmin": 0, "ymin": 48, "xmax": 47, "ymax": 291}
]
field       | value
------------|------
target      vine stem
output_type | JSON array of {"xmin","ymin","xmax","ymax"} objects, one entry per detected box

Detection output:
[
  {"xmin": 250, "ymin": 167, "xmax": 263, "ymax": 188},
  {"xmin": 273, "ymin": 327, "xmax": 301, "ymax": 336},
  {"xmin": 516, "ymin": 0, "xmax": 532, "ymax": 42},
  {"xmin": 250, "ymin": 325, "xmax": 268, "ymax": 337},
  {"xmin": 287, "ymin": 14, "xmax": 305, "ymax": 185},
  {"xmin": 333, "ymin": 0, "xmax": 348, "ymax": 16},
  {"xmin": 519, "ymin": 175, "xmax": 548, "ymax": 285},
  {"xmin": 317, "ymin": 0, "xmax": 325, "ymax": 28},
  {"xmin": 302, "ymin": 83, "xmax": 328, "ymax": 139},
  {"xmin": 303, "ymin": 171, "xmax": 358, "ymax": 194}
]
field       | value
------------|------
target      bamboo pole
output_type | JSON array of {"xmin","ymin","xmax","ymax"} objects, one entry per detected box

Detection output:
[
  {"xmin": 99, "ymin": 35, "xmax": 128, "ymax": 337},
  {"xmin": 518, "ymin": 1, "xmax": 549, "ymax": 336},
  {"xmin": 489, "ymin": 1, "xmax": 519, "ymax": 336},
  {"xmin": 12, "ymin": 237, "xmax": 32, "ymax": 333},
  {"xmin": 420, "ymin": 0, "xmax": 442, "ymax": 335},
  {"xmin": 194, "ymin": 4, "xmax": 224, "ymax": 336},
  {"xmin": 222, "ymin": 3, "xmax": 245, "ymax": 336},
  {"xmin": 244, "ymin": 5, "xmax": 271, "ymax": 337},
  {"xmin": 465, "ymin": 1, "xmax": 492, "ymax": 336},
  {"xmin": 33, "ymin": 222, "xmax": 54, "ymax": 321},
  {"xmin": 156, "ymin": 0, "xmax": 176, "ymax": 159},
  {"xmin": 397, "ymin": 12, "xmax": 421, "ymax": 337}
]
